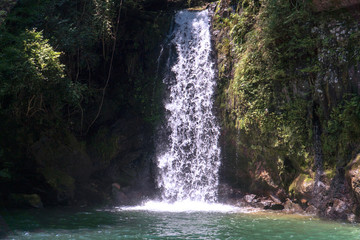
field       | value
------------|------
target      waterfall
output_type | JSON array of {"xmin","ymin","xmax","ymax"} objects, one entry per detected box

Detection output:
[{"xmin": 156, "ymin": 10, "xmax": 221, "ymax": 203}]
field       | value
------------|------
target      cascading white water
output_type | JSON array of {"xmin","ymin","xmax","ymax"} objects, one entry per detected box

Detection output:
[{"xmin": 156, "ymin": 9, "xmax": 221, "ymax": 203}]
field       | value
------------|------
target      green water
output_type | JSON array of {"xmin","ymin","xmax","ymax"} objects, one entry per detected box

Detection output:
[{"xmin": 1, "ymin": 208, "xmax": 360, "ymax": 239}]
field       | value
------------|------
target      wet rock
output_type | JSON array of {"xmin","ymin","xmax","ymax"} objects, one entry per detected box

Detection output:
[
  {"xmin": 218, "ymin": 183, "xmax": 242, "ymax": 203},
  {"xmin": 269, "ymin": 204, "xmax": 284, "ymax": 211},
  {"xmin": 284, "ymin": 199, "xmax": 304, "ymax": 213},
  {"xmin": 256, "ymin": 198, "xmax": 273, "ymax": 209},
  {"xmin": 112, "ymin": 183, "xmax": 121, "ymax": 190},
  {"xmin": 325, "ymin": 199, "xmax": 352, "ymax": 220},
  {"xmin": 346, "ymin": 154, "xmax": 360, "ymax": 203},
  {"xmin": 289, "ymin": 173, "xmax": 315, "ymax": 199},
  {"xmin": 269, "ymin": 194, "xmax": 282, "ymax": 204},
  {"xmin": 305, "ymin": 205, "xmax": 318, "ymax": 215},
  {"xmin": 251, "ymin": 162, "xmax": 280, "ymax": 193},
  {"xmin": 244, "ymin": 194, "xmax": 257, "ymax": 204},
  {"xmin": 125, "ymin": 191, "xmax": 144, "ymax": 205},
  {"xmin": 235, "ymin": 198, "xmax": 250, "ymax": 208},
  {"xmin": 112, "ymin": 183, "xmax": 129, "ymax": 205},
  {"xmin": 212, "ymin": 30, "xmax": 220, "ymax": 37},
  {"xmin": 332, "ymin": 199, "xmax": 348, "ymax": 213},
  {"xmin": 347, "ymin": 213, "xmax": 356, "ymax": 223},
  {"xmin": 275, "ymin": 189, "xmax": 288, "ymax": 202}
]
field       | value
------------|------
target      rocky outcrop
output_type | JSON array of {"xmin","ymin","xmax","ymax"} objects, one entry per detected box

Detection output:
[
  {"xmin": 346, "ymin": 154, "xmax": 360, "ymax": 202},
  {"xmin": 289, "ymin": 173, "xmax": 315, "ymax": 200},
  {"xmin": 89, "ymin": 115, "xmax": 156, "ymax": 206},
  {"xmin": 288, "ymin": 170, "xmax": 356, "ymax": 221},
  {"xmin": 31, "ymin": 133, "xmax": 93, "ymax": 205},
  {"xmin": 14, "ymin": 113, "xmax": 155, "ymax": 207}
]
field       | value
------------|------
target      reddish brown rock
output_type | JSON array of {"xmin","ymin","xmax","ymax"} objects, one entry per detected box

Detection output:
[
  {"xmin": 346, "ymin": 154, "xmax": 360, "ymax": 204},
  {"xmin": 305, "ymin": 205, "xmax": 319, "ymax": 215},
  {"xmin": 289, "ymin": 173, "xmax": 315, "ymax": 200},
  {"xmin": 284, "ymin": 199, "xmax": 304, "ymax": 213}
]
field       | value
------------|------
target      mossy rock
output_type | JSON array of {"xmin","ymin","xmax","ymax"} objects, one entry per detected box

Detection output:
[
  {"xmin": 346, "ymin": 154, "xmax": 360, "ymax": 204},
  {"xmin": 288, "ymin": 173, "xmax": 314, "ymax": 199},
  {"xmin": 39, "ymin": 167, "xmax": 75, "ymax": 202},
  {"xmin": 9, "ymin": 193, "xmax": 43, "ymax": 208},
  {"xmin": 87, "ymin": 126, "xmax": 120, "ymax": 166}
]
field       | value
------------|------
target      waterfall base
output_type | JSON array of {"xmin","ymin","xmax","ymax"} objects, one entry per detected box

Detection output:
[{"xmin": 118, "ymin": 200, "xmax": 243, "ymax": 213}]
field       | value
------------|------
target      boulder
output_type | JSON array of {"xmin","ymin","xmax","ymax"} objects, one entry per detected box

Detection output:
[
  {"xmin": 269, "ymin": 204, "xmax": 284, "ymax": 211},
  {"xmin": 235, "ymin": 198, "xmax": 250, "ymax": 208},
  {"xmin": 255, "ymin": 198, "xmax": 273, "ymax": 209},
  {"xmin": 289, "ymin": 173, "xmax": 315, "ymax": 200},
  {"xmin": 9, "ymin": 194, "xmax": 43, "ymax": 208},
  {"xmin": 346, "ymin": 154, "xmax": 360, "ymax": 204},
  {"xmin": 244, "ymin": 194, "xmax": 257, "ymax": 204},
  {"xmin": 305, "ymin": 205, "xmax": 319, "ymax": 215},
  {"xmin": 31, "ymin": 133, "xmax": 92, "ymax": 204},
  {"xmin": 284, "ymin": 199, "xmax": 304, "ymax": 213},
  {"xmin": 325, "ymin": 199, "xmax": 352, "ymax": 220},
  {"xmin": 269, "ymin": 194, "xmax": 282, "ymax": 204},
  {"xmin": 218, "ymin": 183, "xmax": 243, "ymax": 203},
  {"xmin": 111, "ymin": 182, "xmax": 129, "ymax": 205},
  {"xmin": 347, "ymin": 213, "xmax": 356, "ymax": 223}
]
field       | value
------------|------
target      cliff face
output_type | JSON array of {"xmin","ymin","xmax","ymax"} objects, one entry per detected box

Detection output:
[
  {"xmin": 2, "ymin": 0, "xmax": 360, "ymax": 222},
  {"xmin": 0, "ymin": 0, "xmax": 173, "ymax": 207},
  {"xmin": 211, "ymin": 0, "xmax": 360, "ymax": 221},
  {"xmin": 0, "ymin": 0, "xmax": 220, "ymax": 208}
]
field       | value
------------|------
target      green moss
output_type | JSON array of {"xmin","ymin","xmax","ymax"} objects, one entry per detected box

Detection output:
[
  {"xmin": 214, "ymin": 0, "xmax": 360, "ymax": 193},
  {"xmin": 88, "ymin": 126, "xmax": 119, "ymax": 165},
  {"xmin": 288, "ymin": 173, "xmax": 313, "ymax": 194},
  {"xmin": 324, "ymin": 168, "xmax": 336, "ymax": 180},
  {"xmin": 39, "ymin": 167, "xmax": 75, "ymax": 196},
  {"xmin": 9, "ymin": 193, "xmax": 43, "ymax": 208}
]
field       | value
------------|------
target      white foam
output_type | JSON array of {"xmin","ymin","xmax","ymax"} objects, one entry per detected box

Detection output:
[
  {"xmin": 118, "ymin": 200, "xmax": 239, "ymax": 213},
  {"xmin": 156, "ymin": 9, "xmax": 221, "ymax": 203}
]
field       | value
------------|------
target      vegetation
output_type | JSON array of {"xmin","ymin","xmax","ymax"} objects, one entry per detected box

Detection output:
[
  {"xmin": 214, "ymin": 0, "xmax": 360, "ymax": 191},
  {"xmin": 0, "ymin": 0, "xmax": 359, "ymax": 207},
  {"xmin": 0, "ymin": 0, "xmax": 171, "ymax": 206}
]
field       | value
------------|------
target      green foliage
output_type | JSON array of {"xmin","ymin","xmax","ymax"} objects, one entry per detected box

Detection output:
[
  {"xmin": 0, "ymin": 28, "xmax": 85, "ymax": 127},
  {"xmin": 0, "ymin": 0, "xmax": 170, "ymax": 205},
  {"xmin": 323, "ymin": 95, "xmax": 360, "ymax": 166},
  {"xmin": 215, "ymin": 0, "xmax": 360, "ymax": 187},
  {"xmin": 214, "ymin": 0, "xmax": 322, "ymax": 186},
  {"xmin": 225, "ymin": 1, "xmax": 315, "ymax": 149}
]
